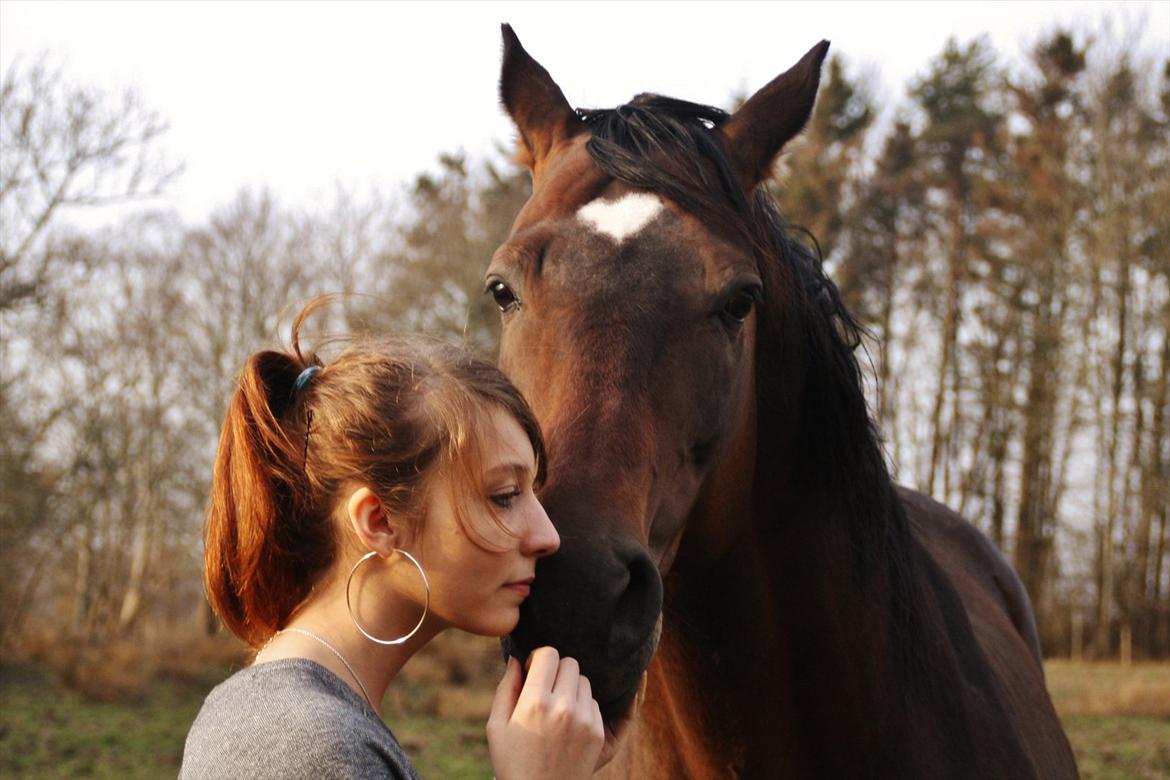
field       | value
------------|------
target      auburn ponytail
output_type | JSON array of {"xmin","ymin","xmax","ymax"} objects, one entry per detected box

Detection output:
[{"xmin": 203, "ymin": 350, "xmax": 333, "ymax": 648}]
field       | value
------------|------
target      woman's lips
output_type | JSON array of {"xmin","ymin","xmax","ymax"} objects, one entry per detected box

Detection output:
[{"xmin": 503, "ymin": 578, "xmax": 534, "ymax": 597}]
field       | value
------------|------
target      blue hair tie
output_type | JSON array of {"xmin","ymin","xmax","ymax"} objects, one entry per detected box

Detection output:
[{"xmin": 294, "ymin": 365, "xmax": 321, "ymax": 394}]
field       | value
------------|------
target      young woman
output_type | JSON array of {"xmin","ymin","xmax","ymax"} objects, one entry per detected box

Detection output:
[{"xmin": 180, "ymin": 303, "xmax": 605, "ymax": 779}]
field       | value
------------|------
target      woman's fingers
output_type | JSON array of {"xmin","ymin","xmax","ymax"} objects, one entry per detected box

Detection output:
[
  {"xmin": 551, "ymin": 655, "xmax": 580, "ymax": 699},
  {"xmin": 517, "ymin": 646, "xmax": 561, "ymax": 710},
  {"xmin": 575, "ymin": 672, "xmax": 591, "ymax": 704},
  {"xmin": 487, "ymin": 649, "xmax": 605, "ymax": 780},
  {"xmin": 488, "ymin": 657, "xmax": 523, "ymax": 726},
  {"xmin": 577, "ymin": 675, "xmax": 603, "ymax": 739},
  {"xmin": 590, "ymin": 698, "xmax": 605, "ymax": 742},
  {"xmin": 514, "ymin": 647, "xmax": 602, "ymax": 736}
]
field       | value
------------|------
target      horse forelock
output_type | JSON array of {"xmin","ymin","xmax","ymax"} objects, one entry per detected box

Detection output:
[{"xmin": 578, "ymin": 96, "xmax": 748, "ymax": 245}]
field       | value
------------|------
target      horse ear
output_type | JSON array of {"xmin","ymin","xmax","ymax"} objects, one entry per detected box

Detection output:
[
  {"xmin": 499, "ymin": 23, "xmax": 583, "ymax": 178},
  {"xmin": 718, "ymin": 40, "xmax": 831, "ymax": 193}
]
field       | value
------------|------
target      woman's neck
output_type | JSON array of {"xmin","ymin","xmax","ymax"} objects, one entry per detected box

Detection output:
[{"xmin": 256, "ymin": 578, "xmax": 443, "ymax": 717}]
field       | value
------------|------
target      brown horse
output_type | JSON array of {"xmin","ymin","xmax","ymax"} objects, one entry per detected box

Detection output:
[{"xmin": 489, "ymin": 25, "xmax": 1078, "ymax": 779}]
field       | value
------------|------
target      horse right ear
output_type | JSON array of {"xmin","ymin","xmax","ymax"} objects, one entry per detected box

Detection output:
[
  {"xmin": 717, "ymin": 40, "xmax": 830, "ymax": 193},
  {"xmin": 499, "ymin": 23, "xmax": 583, "ymax": 181}
]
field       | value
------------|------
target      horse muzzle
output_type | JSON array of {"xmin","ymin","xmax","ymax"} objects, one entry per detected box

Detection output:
[{"xmin": 502, "ymin": 532, "xmax": 664, "ymax": 722}]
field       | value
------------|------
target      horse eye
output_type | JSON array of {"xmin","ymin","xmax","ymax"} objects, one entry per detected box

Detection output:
[
  {"xmin": 488, "ymin": 280, "xmax": 519, "ymax": 313},
  {"xmin": 723, "ymin": 289, "xmax": 757, "ymax": 323}
]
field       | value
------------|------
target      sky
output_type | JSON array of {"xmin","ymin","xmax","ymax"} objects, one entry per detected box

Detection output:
[{"xmin": 2, "ymin": 1, "xmax": 1168, "ymax": 224}]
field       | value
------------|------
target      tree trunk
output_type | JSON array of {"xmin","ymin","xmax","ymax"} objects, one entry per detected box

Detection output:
[
  {"xmin": 1127, "ymin": 347, "xmax": 1151, "ymax": 660},
  {"xmin": 1092, "ymin": 246, "xmax": 1130, "ymax": 659},
  {"xmin": 1153, "ymin": 510, "xmax": 1169, "ymax": 656},
  {"xmin": 928, "ymin": 194, "xmax": 964, "ymax": 497},
  {"xmin": 1014, "ymin": 236, "xmax": 1061, "ymax": 616},
  {"xmin": 70, "ymin": 522, "xmax": 93, "ymax": 637},
  {"xmin": 1139, "ymin": 295, "xmax": 1169, "ymax": 655},
  {"xmin": 0, "ymin": 546, "xmax": 52, "ymax": 653},
  {"xmin": 117, "ymin": 513, "xmax": 151, "ymax": 635}
]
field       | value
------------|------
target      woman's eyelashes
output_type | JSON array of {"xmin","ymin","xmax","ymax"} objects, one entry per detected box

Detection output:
[{"xmin": 489, "ymin": 488, "xmax": 522, "ymax": 509}]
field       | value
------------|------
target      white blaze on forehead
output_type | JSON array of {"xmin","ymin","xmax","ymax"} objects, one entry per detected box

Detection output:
[{"xmin": 576, "ymin": 193, "xmax": 664, "ymax": 244}]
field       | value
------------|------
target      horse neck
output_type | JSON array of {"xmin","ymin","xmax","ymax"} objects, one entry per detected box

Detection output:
[
  {"xmin": 754, "ymin": 367, "xmax": 1007, "ymax": 776},
  {"xmin": 642, "ymin": 356, "xmax": 925, "ymax": 775},
  {"xmin": 645, "ymin": 518, "xmax": 799, "ymax": 777},
  {"xmin": 638, "ymin": 290, "xmax": 1034, "ymax": 776},
  {"xmin": 770, "ymin": 478, "xmax": 917, "ymax": 760},
  {"xmin": 763, "ymin": 288, "xmax": 923, "ymax": 738},
  {"xmin": 646, "ymin": 483, "xmax": 912, "ymax": 777}
]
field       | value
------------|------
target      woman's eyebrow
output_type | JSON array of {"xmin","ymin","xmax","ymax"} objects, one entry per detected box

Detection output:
[{"xmin": 484, "ymin": 462, "xmax": 532, "ymax": 481}]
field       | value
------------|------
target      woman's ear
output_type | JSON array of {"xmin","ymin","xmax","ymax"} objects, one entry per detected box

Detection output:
[{"xmin": 346, "ymin": 487, "xmax": 407, "ymax": 555}]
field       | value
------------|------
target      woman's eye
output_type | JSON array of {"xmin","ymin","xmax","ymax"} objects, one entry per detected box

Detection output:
[
  {"xmin": 490, "ymin": 490, "xmax": 521, "ymax": 508},
  {"xmin": 487, "ymin": 280, "xmax": 519, "ymax": 313}
]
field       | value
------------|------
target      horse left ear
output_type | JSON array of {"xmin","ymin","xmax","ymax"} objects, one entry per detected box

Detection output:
[
  {"xmin": 718, "ymin": 40, "xmax": 831, "ymax": 193},
  {"xmin": 499, "ymin": 23, "xmax": 584, "ymax": 180}
]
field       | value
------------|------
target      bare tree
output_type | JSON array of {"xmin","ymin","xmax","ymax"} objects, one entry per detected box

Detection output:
[
  {"xmin": 0, "ymin": 56, "xmax": 179, "ymax": 649},
  {"xmin": 0, "ymin": 55, "xmax": 179, "ymax": 312}
]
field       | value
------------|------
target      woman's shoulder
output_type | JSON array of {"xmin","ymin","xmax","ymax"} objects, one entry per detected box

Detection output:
[{"xmin": 179, "ymin": 658, "xmax": 418, "ymax": 780}]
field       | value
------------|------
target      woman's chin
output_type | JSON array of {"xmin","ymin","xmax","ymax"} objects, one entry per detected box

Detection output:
[{"xmin": 468, "ymin": 609, "xmax": 520, "ymax": 638}]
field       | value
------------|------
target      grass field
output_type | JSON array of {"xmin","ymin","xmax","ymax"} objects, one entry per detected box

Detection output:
[
  {"xmin": 0, "ymin": 661, "xmax": 493, "ymax": 780},
  {"xmin": 1062, "ymin": 715, "xmax": 1170, "ymax": 780},
  {"xmin": 1045, "ymin": 661, "xmax": 1170, "ymax": 780},
  {"xmin": 1, "ymin": 656, "xmax": 1166, "ymax": 779}
]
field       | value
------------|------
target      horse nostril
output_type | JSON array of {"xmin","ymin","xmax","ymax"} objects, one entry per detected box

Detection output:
[{"xmin": 607, "ymin": 552, "xmax": 663, "ymax": 659}]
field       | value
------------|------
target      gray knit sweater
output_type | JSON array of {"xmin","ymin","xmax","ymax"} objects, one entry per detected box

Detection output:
[{"xmin": 179, "ymin": 658, "xmax": 421, "ymax": 780}]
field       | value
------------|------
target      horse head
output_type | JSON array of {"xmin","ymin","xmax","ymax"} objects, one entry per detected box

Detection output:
[{"xmin": 490, "ymin": 24, "xmax": 830, "ymax": 734}]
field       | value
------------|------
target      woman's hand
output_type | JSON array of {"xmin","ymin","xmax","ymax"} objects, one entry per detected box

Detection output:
[{"xmin": 487, "ymin": 647, "xmax": 605, "ymax": 780}]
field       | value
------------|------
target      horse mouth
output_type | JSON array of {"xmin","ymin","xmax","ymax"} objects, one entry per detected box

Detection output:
[
  {"xmin": 600, "ymin": 671, "xmax": 648, "ymax": 756},
  {"xmin": 598, "ymin": 681, "xmax": 641, "ymax": 724},
  {"xmin": 599, "ymin": 615, "xmax": 661, "ymax": 736}
]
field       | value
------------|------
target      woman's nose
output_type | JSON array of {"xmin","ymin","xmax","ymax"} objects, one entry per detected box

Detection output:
[{"xmin": 522, "ymin": 497, "xmax": 560, "ymax": 558}]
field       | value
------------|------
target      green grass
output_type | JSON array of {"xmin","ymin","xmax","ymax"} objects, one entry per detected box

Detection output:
[
  {"xmin": 2, "ymin": 659, "xmax": 1167, "ymax": 779},
  {"xmin": 394, "ymin": 715, "xmax": 491, "ymax": 780},
  {"xmin": 0, "ymin": 661, "xmax": 489, "ymax": 780},
  {"xmin": 1063, "ymin": 715, "xmax": 1170, "ymax": 780},
  {"xmin": 1045, "ymin": 661, "xmax": 1170, "ymax": 780},
  {"xmin": 0, "ymin": 663, "xmax": 202, "ymax": 779}
]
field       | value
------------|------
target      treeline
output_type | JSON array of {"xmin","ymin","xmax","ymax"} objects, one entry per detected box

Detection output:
[
  {"xmin": 775, "ymin": 30, "xmax": 1169, "ymax": 660},
  {"xmin": 1, "ymin": 24, "xmax": 1166, "ymax": 663}
]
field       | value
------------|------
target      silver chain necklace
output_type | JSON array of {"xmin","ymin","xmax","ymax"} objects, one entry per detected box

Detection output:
[{"xmin": 270, "ymin": 627, "xmax": 376, "ymax": 713}]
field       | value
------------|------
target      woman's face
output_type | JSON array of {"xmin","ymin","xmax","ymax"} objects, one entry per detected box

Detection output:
[{"xmin": 413, "ymin": 405, "xmax": 560, "ymax": 637}]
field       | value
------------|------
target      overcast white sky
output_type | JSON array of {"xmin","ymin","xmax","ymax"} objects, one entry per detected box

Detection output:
[{"xmin": 2, "ymin": 1, "xmax": 1167, "ymax": 223}]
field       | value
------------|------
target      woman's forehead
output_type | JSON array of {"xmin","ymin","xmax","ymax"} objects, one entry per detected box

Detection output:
[{"xmin": 480, "ymin": 408, "xmax": 537, "ymax": 472}]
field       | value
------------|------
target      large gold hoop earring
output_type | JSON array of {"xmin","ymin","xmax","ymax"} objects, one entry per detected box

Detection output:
[{"xmin": 345, "ymin": 550, "xmax": 430, "ymax": 646}]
